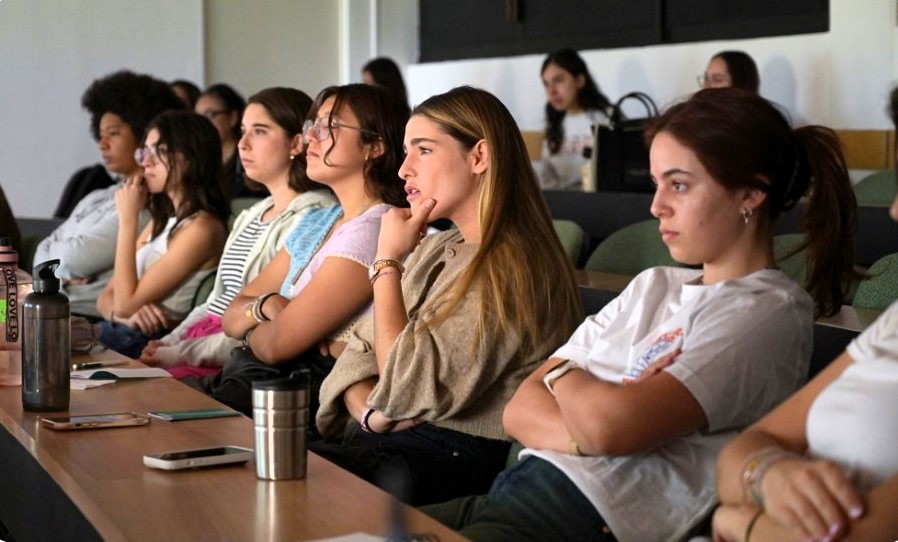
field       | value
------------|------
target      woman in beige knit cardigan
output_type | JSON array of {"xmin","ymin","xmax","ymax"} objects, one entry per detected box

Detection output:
[{"xmin": 312, "ymin": 86, "xmax": 582, "ymax": 506}]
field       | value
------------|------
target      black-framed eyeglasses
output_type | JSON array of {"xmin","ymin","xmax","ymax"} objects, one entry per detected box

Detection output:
[
  {"xmin": 134, "ymin": 143, "xmax": 167, "ymax": 164},
  {"xmin": 302, "ymin": 118, "xmax": 380, "ymax": 143}
]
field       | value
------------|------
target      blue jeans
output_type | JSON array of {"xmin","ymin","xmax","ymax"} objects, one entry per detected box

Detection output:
[
  {"xmin": 421, "ymin": 456, "xmax": 617, "ymax": 542},
  {"xmin": 310, "ymin": 423, "xmax": 510, "ymax": 506},
  {"xmin": 97, "ymin": 321, "xmax": 167, "ymax": 359}
]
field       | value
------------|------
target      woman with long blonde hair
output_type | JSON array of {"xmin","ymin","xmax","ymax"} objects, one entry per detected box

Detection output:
[{"xmin": 313, "ymin": 86, "xmax": 582, "ymax": 505}]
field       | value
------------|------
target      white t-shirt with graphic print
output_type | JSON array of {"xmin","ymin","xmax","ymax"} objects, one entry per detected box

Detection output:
[{"xmin": 524, "ymin": 266, "xmax": 813, "ymax": 542}]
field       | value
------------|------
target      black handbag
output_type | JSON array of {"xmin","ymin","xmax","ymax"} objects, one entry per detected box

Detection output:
[{"xmin": 596, "ymin": 91, "xmax": 659, "ymax": 192}]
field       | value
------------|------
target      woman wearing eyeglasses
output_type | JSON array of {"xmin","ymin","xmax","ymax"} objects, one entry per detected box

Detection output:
[
  {"xmin": 96, "ymin": 111, "xmax": 230, "ymax": 359},
  {"xmin": 138, "ymin": 87, "xmax": 336, "ymax": 377},
  {"xmin": 195, "ymin": 83, "xmax": 254, "ymax": 197},
  {"xmin": 186, "ymin": 84, "xmax": 409, "ymax": 419}
]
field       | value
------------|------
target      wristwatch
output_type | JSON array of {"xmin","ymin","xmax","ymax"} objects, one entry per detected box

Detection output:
[
  {"xmin": 368, "ymin": 258, "xmax": 404, "ymax": 282},
  {"xmin": 543, "ymin": 359, "xmax": 577, "ymax": 396}
]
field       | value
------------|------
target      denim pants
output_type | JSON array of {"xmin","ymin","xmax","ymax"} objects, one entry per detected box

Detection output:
[
  {"xmin": 421, "ymin": 456, "xmax": 617, "ymax": 542},
  {"xmin": 97, "ymin": 321, "xmax": 167, "ymax": 360},
  {"xmin": 310, "ymin": 423, "xmax": 510, "ymax": 506}
]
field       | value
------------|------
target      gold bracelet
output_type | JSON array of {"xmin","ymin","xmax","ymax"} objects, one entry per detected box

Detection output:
[
  {"xmin": 744, "ymin": 509, "xmax": 763, "ymax": 542},
  {"xmin": 568, "ymin": 437, "xmax": 582, "ymax": 456}
]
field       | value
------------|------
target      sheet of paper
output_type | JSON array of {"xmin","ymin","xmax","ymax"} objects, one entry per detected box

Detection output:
[
  {"xmin": 71, "ymin": 379, "xmax": 116, "ymax": 390},
  {"xmin": 71, "ymin": 368, "xmax": 172, "ymax": 380}
]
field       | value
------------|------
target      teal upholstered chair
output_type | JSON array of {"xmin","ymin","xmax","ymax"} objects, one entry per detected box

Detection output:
[
  {"xmin": 853, "ymin": 253, "xmax": 898, "ymax": 311},
  {"xmin": 552, "ymin": 219, "xmax": 585, "ymax": 266},
  {"xmin": 228, "ymin": 197, "xmax": 261, "ymax": 229},
  {"xmin": 584, "ymin": 219, "xmax": 677, "ymax": 274},
  {"xmin": 853, "ymin": 169, "xmax": 896, "ymax": 207},
  {"xmin": 773, "ymin": 233, "xmax": 808, "ymax": 286}
]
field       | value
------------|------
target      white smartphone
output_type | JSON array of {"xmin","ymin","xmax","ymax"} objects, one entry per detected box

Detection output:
[
  {"xmin": 143, "ymin": 446, "xmax": 254, "ymax": 470},
  {"xmin": 41, "ymin": 412, "xmax": 151, "ymax": 430}
]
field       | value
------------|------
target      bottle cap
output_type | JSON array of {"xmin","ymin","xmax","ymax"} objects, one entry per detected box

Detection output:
[
  {"xmin": 32, "ymin": 259, "xmax": 61, "ymax": 294},
  {"xmin": 0, "ymin": 237, "xmax": 17, "ymax": 264}
]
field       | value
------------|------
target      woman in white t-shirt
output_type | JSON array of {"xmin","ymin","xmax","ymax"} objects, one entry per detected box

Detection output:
[
  {"xmin": 423, "ymin": 88, "xmax": 859, "ymax": 541},
  {"xmin": 712, "ymin": 88, "xmax": 898, "ymax": 542},
  {"xmin": 538, "ymin": 48, "xmax": 613, "ymax": 189}
]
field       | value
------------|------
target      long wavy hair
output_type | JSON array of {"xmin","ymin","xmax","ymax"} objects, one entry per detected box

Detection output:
[
  {"xmin": 413, "ymin": 86, "xmax": 582, "ymax": 356},
  {"xmin": 143, "ymin": 111, "xmax": 230, "ymax": 240},
  {"xmin": 646, "ymin": 88, "xmax": 857, "ymax": 317},
  {"xmin": 307, "ymin": 84, "xmax": 409, "ymax": 207},
  {"xmin": 542, "ymin": 49, "xmax": 613, "ymax": 155}
]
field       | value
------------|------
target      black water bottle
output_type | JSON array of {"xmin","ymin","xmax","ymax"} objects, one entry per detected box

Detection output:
[{"xmin": 22, "ymin": 259, "xmax": 70, "ymax": 412}]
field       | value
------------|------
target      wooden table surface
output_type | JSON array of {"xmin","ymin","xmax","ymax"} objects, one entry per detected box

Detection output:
[{"xmin": 0, "ymin": 350, "xmax": 466, "ymax": 542}]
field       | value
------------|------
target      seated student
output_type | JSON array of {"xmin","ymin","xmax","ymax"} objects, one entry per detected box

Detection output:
[
  {"xmin": 171, "ymin": 79, "xmax": 201, "ymax": 109},
  {"xmin": 422, "ymin": 88, "xmax": 858, "ymax": 541},
  {"xmin": 312, "ymin": 86, "xmax": 583, "ymax": 506},
  {"xmin": 139, "ymin": 87, "xmax": 336, "ymax": 376},
  {"xmin": 185, "ymin": 84, "xmax": 409, "ymax": 417},
  {"xmin": 195, "ymin": 83, "xmax": 254, "ymax": 198},
  {"xmin": 712, "ymin": 86, "xmax": 898, "ymax": 542},
  {"xmin": 36, "ymin": 71, "xmax": 183, "ymax": 317},
  {"xmin": 361, "ymin": 56, "xmax": 408, "ymax": 107},
  {"xmin": 700, "ymin": 50, "xmax": 761, "ymax": 93},
  {"xmin": 96, "ymin": 111, "xmax": 230, "ymax": 359},
  {"xmin": 538, "ymin": 48, "xmax": 613, "ymax": 190}
]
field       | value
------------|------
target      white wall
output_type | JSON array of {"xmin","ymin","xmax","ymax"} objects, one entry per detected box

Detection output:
[
  {"xmin": 2, "ymin": 0, "xmax": 895, "ymax": 219},
  {"xmin": 204, "ymin": 0, "xmax": 340, "ymax": 99},
  {"xmin": 0, "ymin": 0, "xmax": 204, "ymax": 218},
  {"xmin": 405, "ymin": 0, "xmax": 898, "ymax": 131}
]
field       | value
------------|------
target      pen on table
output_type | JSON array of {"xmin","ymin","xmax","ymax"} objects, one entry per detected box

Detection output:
[{"xmin": 72, "ymin": 360, "xmax": 127, "ymax": 371}]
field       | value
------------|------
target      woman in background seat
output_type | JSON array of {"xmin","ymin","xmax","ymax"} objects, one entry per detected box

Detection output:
[
  {"xmin": 700, "ymin": 50, "xmax": 760, "ymax": 93},
  {"xmin": 140, "ymin": 87, "xmax": 335, "ymax": 376},
  {"xmin": 538, "ymin": 48, "xmax": 613, "ymax": 190}
]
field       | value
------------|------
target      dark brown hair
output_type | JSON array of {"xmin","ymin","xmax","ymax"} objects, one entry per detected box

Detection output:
[
  {"xmin": 646, "ymin": 88, "xmax": 857, "ymax": 317},
  {"xmin": 307, "ymin": 84, "xmax": 409, "ymax": 207},
  {"xmin": 245, "ymin": 87, "xmax": 324, "ymax": 194},
  {"xmin": 143, "ymin": 111, "xmax": 230, "ymax": 240},
  {"xmin": 713, "ymin": 51, "xmax": 760, "ymax": 93}
]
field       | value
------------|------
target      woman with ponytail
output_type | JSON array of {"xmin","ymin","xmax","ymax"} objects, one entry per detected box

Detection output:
[{"xmin": 423, "ymin": 88, "xmax": 857, "ymax": 541}]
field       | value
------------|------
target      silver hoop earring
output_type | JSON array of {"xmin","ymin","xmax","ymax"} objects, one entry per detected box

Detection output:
[{"xmin": 742, "ymin": 207, "xmax": 754, "ymax": 225}]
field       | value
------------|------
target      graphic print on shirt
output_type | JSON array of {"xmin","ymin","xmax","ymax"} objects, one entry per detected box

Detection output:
[{"xmin": 624, "ymin": 328, "xmax": 684, "ymax": 384}]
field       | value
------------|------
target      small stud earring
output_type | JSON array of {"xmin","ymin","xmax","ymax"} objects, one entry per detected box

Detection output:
[
  {"xmin": 741, "ymin": 207, "xmax": 754, "ymax": 225},
  {"xmin": 289, "ymin": 154, "xmax": 295, "ymax": 161}
]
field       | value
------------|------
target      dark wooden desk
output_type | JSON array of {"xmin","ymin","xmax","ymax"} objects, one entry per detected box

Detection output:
[{"xmin": 0, "ymin": 351, "xmax": 465, "ymax": 542}]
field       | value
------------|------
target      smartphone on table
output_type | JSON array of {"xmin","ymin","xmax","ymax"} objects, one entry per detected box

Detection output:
[
  {"xmin": 143, "ymin": 446, "xmax": 254, "ymax": 470},
  {"xmin": 41, "ymin": 412, "xmax": 150, "ymax": 430}
]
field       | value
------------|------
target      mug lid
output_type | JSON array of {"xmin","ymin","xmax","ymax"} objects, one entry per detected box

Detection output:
[{"xmin": 252, "ymin": 369, "xmax": 310, "ymax": 391}]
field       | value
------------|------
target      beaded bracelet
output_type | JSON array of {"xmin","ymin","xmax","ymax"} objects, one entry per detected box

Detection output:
[
  {"xmin": 740, "ymin": 446, "xmax": 798, "ymax": 506},
  {"xmin": 360, "ymin": 407, "xmax": 378, "ymax": 434}
]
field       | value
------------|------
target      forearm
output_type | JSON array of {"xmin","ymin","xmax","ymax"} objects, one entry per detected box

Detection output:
[
  {"xmin": 97, "ymin": 287, "xmax": 115, "ymax": 320},
  {"xmin": 371, "ymin": 269, "xmax": 408, "ymax": 374},
  {"xmin": 716, "ymin": 429, "xmax": 797, "ymax": 505},
  {"xmin": 111, "ymin": 217, "xmax": 141, "ymax": 315},
  {"xmin": 503, "ymin": 368, "xmax": 571, "ymax": 453},
  {"xmin": 342, "ymin": 379, "xmax": 377, "ymax": 421}
]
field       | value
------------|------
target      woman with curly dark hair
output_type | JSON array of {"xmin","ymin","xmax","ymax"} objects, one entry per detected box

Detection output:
[
  {"xmin": 36, "ymin": 70, "xmax": 183, "ymax": 318},
  {"xmin": 96, "ymin": 111, "xmax": 230, "ymax": 359}
]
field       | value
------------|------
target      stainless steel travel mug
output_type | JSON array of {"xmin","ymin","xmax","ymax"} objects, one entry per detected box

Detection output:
[{"xmin": 252, "ymin": 370, "xmax": 310, "ymax": 480}]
